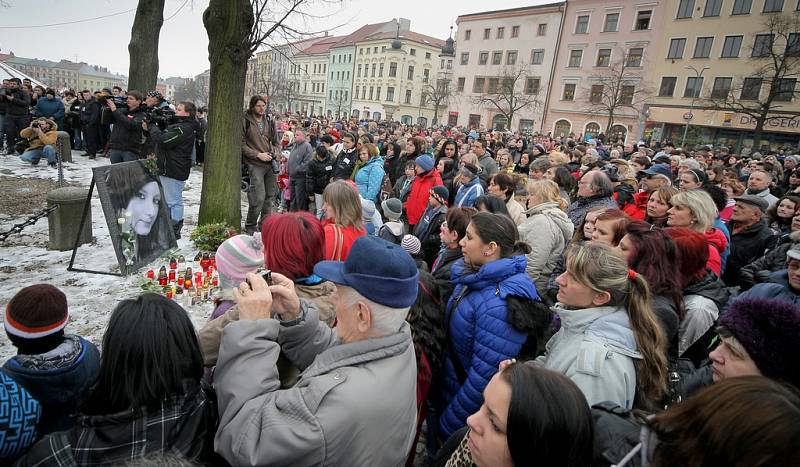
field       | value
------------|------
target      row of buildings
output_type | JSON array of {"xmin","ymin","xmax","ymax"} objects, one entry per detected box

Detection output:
[
  {"xmin": 0, "ymin": 52, "xmax": 128, "ymax": 92},
  {"xmin": 248, "ymin": 0, "xmax": 799, "ymax": 149}
]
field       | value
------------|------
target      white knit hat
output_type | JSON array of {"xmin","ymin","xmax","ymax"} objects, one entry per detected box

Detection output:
[{"xmin": 401, "ymin": 234, "xmax": 421, "ymax": 255}]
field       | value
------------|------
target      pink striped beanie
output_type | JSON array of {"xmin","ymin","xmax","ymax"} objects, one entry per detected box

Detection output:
[{"xmin": 214, "ymin": 233, "xmax": 265, "ymax": 288}]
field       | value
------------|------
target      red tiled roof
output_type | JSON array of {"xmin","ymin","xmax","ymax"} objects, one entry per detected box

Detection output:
[
  {"xmin": 300, "ymin": 35, "xmax": 346, "ymax": 55},
  {"xmin": 360, "ymin": 30, "xmax": 446, "ymax": 48},
  {"xmin": 330, "ymin": 21, "xmax": 392, "ymax": 48}
]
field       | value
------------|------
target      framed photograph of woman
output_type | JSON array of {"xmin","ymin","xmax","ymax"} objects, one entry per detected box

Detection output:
[{"xmin": 93, "ymin": 160, "xmax": 176, "ymax": 274}]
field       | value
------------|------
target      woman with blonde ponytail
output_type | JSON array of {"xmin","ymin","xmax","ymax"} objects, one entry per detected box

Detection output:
[{"xmin": 534, "ymin": 242, "xmax": 667, "ymax": 408}]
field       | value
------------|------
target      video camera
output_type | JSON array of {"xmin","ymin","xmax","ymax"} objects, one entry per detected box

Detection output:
[
  {"xmin": 97, "ymin": 90, "xmax": 127, "ymax": 109},
  {"xmin": 144, "ymin": 107, "xmax": 177, "ymax": 129}
]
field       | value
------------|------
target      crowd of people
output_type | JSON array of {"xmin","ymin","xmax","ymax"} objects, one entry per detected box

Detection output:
[{"xmin": 1, "ymin": 89, "xmax": 800, "ymax": 466}]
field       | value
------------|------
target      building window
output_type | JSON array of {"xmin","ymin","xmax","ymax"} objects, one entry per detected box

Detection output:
[
  {"xmin": 484, "ymin": 28, "xmax": 491, "ymax": 39},
  {"xmin": 684, "ymin": 76, "xmax": 704, "ymax": 98},
  {"xmin": 711, "ymin": 77, "xmax": 733, "ymax": 98},
  {"xmin": 379, "ymin": 63, "xmax": 384, "ymax": 77},
  {"xmin": 531, "ymin": 49, "xmax": 544, "ymax": 64},
  {"xmin": 703, "ymin": 0, "xmax": 723, "ymax": 16},
  {"xmin": 369, "ymin": 86, "xmax": 374, "ymax": 100},
  {"xmin": 658, "ymin": 77, "xmax": 677, "ymax": 96},
  {"xmin": 626, "ymin": 48, "xmax": 644, "ymax": 67},
  {"xmin": 473, "ymin": 77, "xmax": 485, "ymax": 93},
  {"xmin": 497, "ymin": 27, "xmax": 505, "ymax": 39},
  {"xmin": 786, "ymin": 33, "xmax": 800, "ymax": 56},
  {"xmin": 492, "ymin": 51, "xmax": 502, "ymax": 65},
  {"xmin": 423, "ymin": 68, "xmax": 430, "ymax": 82},
  {"xmin": 774, "ymin": 78, "xmax": 796, "ymax": 101},
  {"xmin": 677, "ymin": 0, "xmax": 695, "ymax": 18},
  {"xmin": 603, "ymin": 13, "xmax": 619, "ymax": 32},
  {"xmin": 752, "ymin": 34, "xmax": 774, "ymax": 57},
  {"xmin": 537, "ymin": 23, "xmax": 547, "ymax": 36},
  {"xmin": 371, "ymin": 63, "xmax": 376, "ymax": 77},
  {"xmin": 525, "ymin": 77, "xmax": 540, "ymax": 94},
  {"xmin": 386, "ymin": 86, "xmax": 395, "ymax": 101},
  {"xmin": 721, "ymin": 36, "xmax": 743, "ymax": 57},
  {"xmin": 457, "ymin": 77, "xmax": 465, "ymax": 92},
  {"xmin": 357, "ymin": 64, "xmax": 362, "ymax": 77},
  {"xmin": 635, "ymin": 10, "xmax": 652, "ymax": 30},
  {"xmin": 426, "ymin": 52, "xmax": 431, "ymax": 59},
  {"xmin": 568, "ymin": 49, "xmax": 583, "ymax": 67},
  {"xmin": 620, "ymin": 85, "xmax": 635, "ymax": 104},
  {"xmin": 590, "ymin": 84, "xmax": 604, "ymax": 103},
  {"xmin": 479, "ymin": 52, "xmax": 489, "ymax": 65},
  {"xmin": 410, "ymin": 48, "xmax": 416, "ymax": 56},
  {"xmin": 460, "ymin": 52, "xmax": 469, "ymax": 65},
  {"xmin": 740, "ymin": 77, "xmax": 761, "ymax": 99},
  {"xmin": 465, "ymin": 29, "xmax": 471, "ymax": 40},
  {"xmin": 563, "ymin": 83, "xmax": 576, "ymax": 100},
  {"xmin": 407, "ymin": 65, "xmax": 415, "ymax": 80},
  {"xmin": 469, "ymin": 114, "xmax": 481, "ymax": 127},
  {"xmin": 354, "ymin": 86, "xmax": 359, "ymax": 99},
  {"xmin": 596, "ymin": 49, "xmax": 612, "ymax": 67},
  {"xmin": 575, "ymin": 15, "xmax": 590, "ymax": 34},
  {"xmin": 487, "ymin": 77, "xmax": 499, "ymax": 93},
  {"xmin": 668, "ymin": 38, "xmax": 687, "ymax": 58},
  {"xmin": 694, "ymin": 37, "xmax": 714, "ymax": 58},
  {"xmin": 763, "ymin": 0, "xmax": 784, "ymax": 11},
  {"xmin": 507, "ymin": 51, "xmax": 518, "ymax": 65},
  {"xmin": 389, "ymin": 62, "xmax": 397, "ymax": 77},
  {"xmin": 511, "ymin": 26, "xmax": 520, "ymax": 38},
  {"xmin": 405, "ymin": 89, "xmax": 412, "ymax": 104}
]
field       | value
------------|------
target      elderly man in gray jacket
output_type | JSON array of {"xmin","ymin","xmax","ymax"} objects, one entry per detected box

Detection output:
[{"xmin": 214, "ymin": 236, "xmax": 419, "ymax": 466}]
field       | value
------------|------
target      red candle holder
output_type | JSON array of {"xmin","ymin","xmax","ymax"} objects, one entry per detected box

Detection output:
[
  {"xmin": 168, "ymin": 270, "xmax": 176, "ymax": 282},
  {"xmin": 146, "ymin": 269, "xmax": 155, "ymax": 279}
]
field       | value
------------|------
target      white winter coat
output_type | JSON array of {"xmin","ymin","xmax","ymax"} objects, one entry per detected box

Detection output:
[{"xmin": 518, "ymin": 202, "xmax": 574, "ymax": 293}]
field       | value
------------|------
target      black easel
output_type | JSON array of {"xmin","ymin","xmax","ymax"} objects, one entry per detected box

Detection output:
[{"xmin": 66, "ymin": 176, "xmax": 124, "ymax": 277}]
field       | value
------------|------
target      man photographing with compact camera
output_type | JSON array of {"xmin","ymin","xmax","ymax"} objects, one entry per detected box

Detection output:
[
  {"xmin": 18, "ymin": 117, "xmax": 58, "ymax": 167},
  {"xmin": 145, "ymin": 101, "xmax": 198, "ymax": 239}
]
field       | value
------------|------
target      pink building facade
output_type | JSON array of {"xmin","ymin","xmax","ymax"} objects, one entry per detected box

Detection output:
[{"xmin": 542, "ymin": 0, "xmax": 666, "ymax": 143}]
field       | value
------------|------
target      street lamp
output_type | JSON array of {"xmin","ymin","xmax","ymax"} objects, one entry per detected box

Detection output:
[{"xmin": 681, "ymin": 65, "xmax": 710, "ymax": 148}]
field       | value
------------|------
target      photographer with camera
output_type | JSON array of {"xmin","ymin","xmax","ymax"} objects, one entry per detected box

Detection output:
[
  {"xmin": 145, "ymin": 101, "xmax": 197, "ymax": 239},
  {"xmin": 105, "ymin": 91, "xmax": 147, "ymax": 163},
  {"xmin": 1, "ymin": 78, "xmax": 31, "ymax": 156},
  {"xmin": 79, "ymin": 90, "xmax": 101, "ymax": 159},
  {"xmin": 18, "ymin": 117, "xmax": 58, "ymax": 167}
]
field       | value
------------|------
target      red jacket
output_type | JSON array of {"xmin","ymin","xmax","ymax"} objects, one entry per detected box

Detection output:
[
  {"xmin": 621, "ymin": 191, "xmax": 649, "ymax": 221},
  {"xmin": 705, "ymin": 228, "xmax": 728, "ymax": 277},
  {"xmin": 404, "ymin": 169, "xmax": 443, "ymax": 226},
  {"xmin": 322, "ymin": 220, "xmax": 366, "ymax": 261}
]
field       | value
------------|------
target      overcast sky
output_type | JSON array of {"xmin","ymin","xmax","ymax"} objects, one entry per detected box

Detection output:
[{"xmin": 0, "ymin": 0, "xmax": 553, "ymax": 78}]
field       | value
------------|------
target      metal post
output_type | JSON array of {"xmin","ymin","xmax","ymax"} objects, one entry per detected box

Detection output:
[{"xmin": 681, "ymin": 65, "xmax": 709, "ymax": 148}]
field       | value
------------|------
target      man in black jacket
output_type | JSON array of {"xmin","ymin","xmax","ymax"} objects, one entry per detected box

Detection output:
[
  {"xmin": 722, "ymin": 194, "xmax": 778, "ymax": 287},
  {"xmin": 79, "ymin": 90, "xmax": 102, "ymax": 158},
  {"xmin": 147, "ymin": 101, "xmax": 197, "ymax": 239},
  {"xmin": 106, "ymin": 91, "xmax": 147, "ymax": 163},
  {"xmin": 2, "ymin": 78, "xmax": 31, "ymax": 155}
]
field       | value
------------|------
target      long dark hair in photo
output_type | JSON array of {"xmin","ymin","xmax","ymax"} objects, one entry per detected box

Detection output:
[
  {"xmin": 82, "ymin": 294, "xmax": 204, "ymax": 415},
  {"xmin": 104, "ymin": 163, "xmax": 172, "ymax": 263}
]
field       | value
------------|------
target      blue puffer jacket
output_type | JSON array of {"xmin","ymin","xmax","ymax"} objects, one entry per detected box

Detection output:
[
  {"xmin": 439, "ymin": 255, "xmax": 540, "ymax": 439},
  {"xmin": 34, "ymin": 97, "xmax": 65, "ymax": 129},
  {"xmin": 3, "ymin": 335, "xmax": 100, "ymax": 436},
  {"xmin": 736, "ymin": 270, "xmax": 800, "ymax": 305},
  {"xmin": 354, "ymin": 156, "xmax": 385, "ymax": 202}
]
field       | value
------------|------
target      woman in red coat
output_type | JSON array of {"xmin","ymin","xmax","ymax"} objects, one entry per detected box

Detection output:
[{"xmin": 404, "ymin": 155, "xmax": 443, "ymax": 228}]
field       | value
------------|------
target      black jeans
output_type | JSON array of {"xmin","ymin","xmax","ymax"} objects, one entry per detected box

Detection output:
[
  {"xmin": 4, "ymin": 115, "xmax": 28, "ymax": 150},
  {"xmin": 289, "ymin": 175, "xmax": 309, "ymax": 212},
  {"xmin": 82, "ymin": 123, "xmax": 100, "ymax": 155}
]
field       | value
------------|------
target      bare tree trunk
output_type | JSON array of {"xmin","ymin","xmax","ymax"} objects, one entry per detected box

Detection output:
[
  {"xmin": 127, "ymin": 0, "xmax": 165, "ymax": 92},
  {"xmin": 753, "ymin": 115, "xmax": 766, "ymax": 151},
  {"xmin": 199, "ymin": 0, "xmax": 254, "ymax": 227}
]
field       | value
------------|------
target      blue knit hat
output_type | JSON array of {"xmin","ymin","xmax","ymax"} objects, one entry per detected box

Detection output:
[
  {"xmin": 314, "ymin": 236, "xmax": 419, "ymax": 308},
  {"xmin": 416, "ymin": 155, "xmax": 434, "ymax": 172}
]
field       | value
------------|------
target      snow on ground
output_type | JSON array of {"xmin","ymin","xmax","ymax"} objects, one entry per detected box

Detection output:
[{"xmin": 0, "ymin": 150, "xmax": 249, "ymax": 360}]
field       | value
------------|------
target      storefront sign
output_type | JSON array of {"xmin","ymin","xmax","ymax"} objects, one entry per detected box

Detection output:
[{"xmin": 649, "ymin": 107, "xmax": 800, "ymax": 134}]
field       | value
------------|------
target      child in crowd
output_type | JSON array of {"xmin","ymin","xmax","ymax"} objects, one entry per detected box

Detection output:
[
  {"xmin": 3, "ymin": 284, "xmax": 100, "ymax": 436},
  {"xmin": 379, "ymin": 197, "xmax": 406, "ymax": 244}
]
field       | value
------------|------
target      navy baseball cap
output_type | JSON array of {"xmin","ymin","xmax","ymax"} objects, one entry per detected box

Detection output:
[
  {"xmin": 314, "ymin": 236, "xmax": 419, "ymax": 308},
  {"xmin": 642, "ymin": 164, "xmax": 673, "ymax": 179}
]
